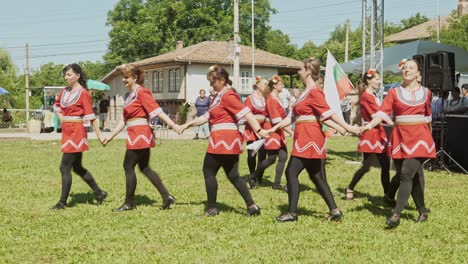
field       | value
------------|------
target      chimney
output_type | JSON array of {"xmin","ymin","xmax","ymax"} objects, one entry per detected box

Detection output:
[
  {"xmin": 458, "ymin": 0, "xmax": 468, "ymax": 15},
  {"xmin": 176, "ymin": 40, "xmax": 184, "ymax": 50}
]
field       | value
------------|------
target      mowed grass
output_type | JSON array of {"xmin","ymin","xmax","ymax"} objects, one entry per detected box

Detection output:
[{"xmin": 0, "ymin": 136, "xmax": 466, "ymax": 263}]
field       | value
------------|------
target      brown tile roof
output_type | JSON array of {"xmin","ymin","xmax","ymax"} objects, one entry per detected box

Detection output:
[
  {"xmin": 136, "ymin": 41, "xmax": 302, "ymax": 68},
  {"xmin": 101, "ymin": 41, "xmax": 301, "ymax": 82},
  {"xmin": 385, "ymin": 16, "xmax": 449, "ymax": 43}
]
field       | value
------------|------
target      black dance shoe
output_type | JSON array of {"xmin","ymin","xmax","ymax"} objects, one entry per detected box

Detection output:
[
  {"xmin": 162, "ymin": 195, "xmax": 176, "ymax": 210},
  {"xmin": 247, "ymin": 175, "xmax": 257, "ymax": 189},
  {"xmin": 327, "ymin": 210, "xmax": 343, "ymax": 222},
  {"xmin": 247, "ymin": 204, "xmax": 261, "ymax": 216},
  {"xmin": 383, "ymin": 194, "xmax": 396, "ymax": 208},
  {"xmin": 51, "ymin": 202, "xmax": 66, "ymax": 210},
  {"xmin": 114, "ymin": 203, "xmax": 135, "ymax": 212},
  {"xmin": 204, "ymin": 208, "xmax": 219, "ymax": 217},
  {"xmin": 95, "ymin": 190, "xmax": 108, "ymax": 205},
  {"xmin": 276, "ymin": 212, "xmax": 298, "ymax": 222},
  {"xmin": 385, "ymin": 213, "xmax": 401, "ymax": 228},
  {"xmin": 416, "ymin": 213, "xmax": 428, "ymax": 223},
  {"xmin": 272, "ymin": 184, "xmax": 283, "ymax": 190}
]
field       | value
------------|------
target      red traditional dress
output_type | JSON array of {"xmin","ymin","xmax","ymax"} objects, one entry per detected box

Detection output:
[
  {"xmin": 358, "ymin": 92, "xmax": 388, "ymax": 153},
  {"xmin": 123, "ymin": 86, "xmax": 163, "ymax": 150},
  {"xmin": 290, "ymin": 86, "xmax": 334, "ymax": 159},
  {"xmin": 375, "ymin": 86, "xmax": 436, "ymax": 159},
  {"xmin": 264, "ymin": 96, "xmax": 287, "ymax": 150},
  {"xmin": 204, "ymin": 88, "xmax": 250, "ymax": 155},
  {"xmin": 243, "ymin": 93, "xmax": 267, "ymax": 142},
  {"xmin": 54, "ymin": 87, "xmax": 95, "ymax": 153}
]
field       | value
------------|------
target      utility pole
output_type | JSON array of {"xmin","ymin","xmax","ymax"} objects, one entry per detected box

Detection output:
[
  {"xmin": 25, "ymin": 43, "xmax": 30, "ymax": 124},
  {"xmin": 251, "ymin": 0, "xmax": 255, "ymax": 91},
  {"xmin": 345, "ymin": 19, "xmax": 350, "ymax": 62},
  {"xmin": 233, "ymin": 0, "xmax": 240, "ymax": 89}
]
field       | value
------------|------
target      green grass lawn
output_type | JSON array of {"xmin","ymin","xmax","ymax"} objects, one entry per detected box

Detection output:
[{"xmin": 0, "ymin": 137, "xmax": 466, "ymax": 263}]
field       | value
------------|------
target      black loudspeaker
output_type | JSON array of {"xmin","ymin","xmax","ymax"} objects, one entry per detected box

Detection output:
[
  {"xmin": 412, "ymin": 54, "xmax": 427, "ymax": 86},
  {"xmin": 425, "ymin": 51, "xmax": 455, "ymax": 92}
]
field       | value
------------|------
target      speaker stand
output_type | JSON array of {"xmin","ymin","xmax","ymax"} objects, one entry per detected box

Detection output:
[
  {"xmin": 424, "ymin": 99, "xmax": 468, "ymax": 174},
  {"xmin": 425, "ymin": 149, "xmax": 468, "ymax": 174}
]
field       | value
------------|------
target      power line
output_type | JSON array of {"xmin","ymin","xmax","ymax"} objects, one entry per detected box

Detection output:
[{"xmin": 4, "ymin": 39, "xmax": 108, "ymax": 50}]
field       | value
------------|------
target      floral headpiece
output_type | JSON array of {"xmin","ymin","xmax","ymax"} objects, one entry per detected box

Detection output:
[
  {"xmin": 398, "ymin": 59, "xmax": 409, "ymax": 70},
  {"xmin": 255, "ymin": 75, "xmax": 262, "ymax": 83},
  {"xmin": 366, "ymin": 69, "xmax": 376, "ymax": 78},
  {"xmin": 271, "ymin": 75, "xmax": 280, "ymax": 84}
]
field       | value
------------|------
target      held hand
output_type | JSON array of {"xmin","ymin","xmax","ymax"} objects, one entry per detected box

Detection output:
[
  {"xmin": 348, "ymin": 126, "xmax": 361, "ymax": 136},
  {"xmin": 172, "ymin": 124, "xmax": 182, "ymax": 135},
  {"xmin": 178, "ymin": 124, "xmax": 188, "ymax": 134},
  {"xmin": 101, "ymin": 136, "xmax": 112, "ymax": 146},
  {"xmin": 257, "ymin": 129, "xmax": 270, "ymax": 139}
]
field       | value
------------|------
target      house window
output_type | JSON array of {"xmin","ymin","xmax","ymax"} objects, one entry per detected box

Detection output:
[
  {"xmin": 240, "ymin": 70, "xmax": 252, "ymax": 94},
  {"xmin": 169, "ymin": 69, "xmax": 180, "ymax": 92},
  {"xmin": 144, "ymin": 72, "xmax": 149, "ymax": 88},
  {"xmin": 152, "ymin": 71, "xmax": 163, "ymax": 93}
]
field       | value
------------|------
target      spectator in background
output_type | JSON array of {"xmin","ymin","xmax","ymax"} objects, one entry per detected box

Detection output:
[
  {"xmin": 431, "ymin": 90, "xmax": 449, "ymax": 120},
  {"xmin": 278, "ymin": 87, "xmax": 291, "ymax": 114},
  {"xmin": 445, "ymin": 87, "xmax": 464, "ymax": 114},
  {"xmin": 462, "ymin": 84, "xmax": 468, "ymax": 115},
  {"xmin": 193, "ymin": 89, "xmax": 211, "ymax": 139},
  {"xmin": 340, "ymin": 96, "xmax": 352, "ymax": 124},
  {"xmin": 2, "ymin": 108, "xmax": 12, "ymax": 127},
  {"xmin": 99, "ymin": 93, "xmax": 110, "ymax": 132}
]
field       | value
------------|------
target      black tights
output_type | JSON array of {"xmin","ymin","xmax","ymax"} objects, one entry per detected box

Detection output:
[
  {"xmin": 251, "ymin": 147, "xmax": 288, "ymax": 185},
  {"xmin": 393, "ymin": 158, "xmax": 427, "ymax": 215},
  {"xmin": 202, "ymin": 153, "xmax": 254, "ymax": 209},
  {"xmin": 285, "ymin": 156, "xmax": 337, "ymax": 212},
  {"xmin": 386, "ymin": 166, "xmax": 424, "ymax": 200},
  {"xmin": 59, "ymin": 152, "xmax": 102, "ymax": 204},
  {"xmin": 123, "ymin": 148, "xmax": 169, "ymax": 205},
  {"xmin": 348, "ymin": 153, "xmax": 390, "ymax": 194}
]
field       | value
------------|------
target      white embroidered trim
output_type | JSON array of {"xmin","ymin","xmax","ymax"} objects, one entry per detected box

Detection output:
[
  {"xmin": 320, "ymin": 109, "xmax": 334, "ymax": 121},
  {"xmin": 61, "ymin": 138, "xmax": 88, "ymax": 150},
  {"xmin": 294, "ymin": 141, "xmax": 326, "ymax": 155},
  {"xmin": 148, "ymin": 107, "xmax": 163, "ymax": 120},
  {"xmin": 209, "ymin": 138, "xmax": 243, "ymax": 150},
  {"xmin": 359, "ymin": 140, "xmax": 386, "ymax": 150},
  {"xmin": 235, "ymin": 107, "xmax": 251, "ymax": 120},
  {"xmin": 392, "ymin": 141, "xmax": 435, "ymax": 155},
  {"xmin": 127, "ymin": 134, "xmax": 154, "ymax": 146}
]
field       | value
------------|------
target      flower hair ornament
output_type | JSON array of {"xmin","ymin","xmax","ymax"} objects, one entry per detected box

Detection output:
[
  {"xmin": 255, "ymin": 75, "xmax": 262, "ymax": 83},
  {"xmin": 271, "ymin": 75, "xmax": 280, "ymax": 84},
  {"xmin": 398, "ymin": 58, "xmax": 409, "ymax": 70},
  {"xmin": 366, "ymin": 69, "xmax": 376, "ymax": 78}
]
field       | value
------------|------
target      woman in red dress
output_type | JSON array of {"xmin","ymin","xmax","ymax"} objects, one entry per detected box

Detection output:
[
  {"xmin": 243, "ymin": 76, "xmax": 268, "ymax": 185},
  {"xmin": 180, "ymin": 65, "xmax": 268, "ymax": 216},
  {"xmin": 363, "ymin": 59, "xmax": 435, "ymax": 228},
  {"xmin": 248, "ymin": 75, "xmax": 289, "ymax": 191},
  {"xmin": 51, "ymin": 63, "xmax": 107, "ymax": 210},
  {"xmin": 103, "ymin": 64, "xmax": 177, "ymax": 212},
  {"xmin": 267, "ymin": 58, "xmax": 359, "ymax": 222},
  {"xmin": 344, "ymin": 70, "xmax": 390, "ymax": 200}
]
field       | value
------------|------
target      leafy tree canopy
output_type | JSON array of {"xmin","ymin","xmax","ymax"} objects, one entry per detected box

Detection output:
[{"xmin": 105, "ymin": 0, "xmax": 275, "ymax": 67}]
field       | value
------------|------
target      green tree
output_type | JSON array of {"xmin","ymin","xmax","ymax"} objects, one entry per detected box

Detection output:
[
  {"xmin": 435, "ymin": 13, "xmax": 468, "ymax": 51},
  {"xmin": 0, "ymin": 49, "xmax": 17, "ymax": 108},
  {"xmin": 401, "ymin": 13, "xmax": 429, "ymax": 30},
  {"xmin": 263, "ymin": 29, "xmax": 297, "ymax": 58},
  {"xmin": 105, "ymin": 0, "xmax": 275, "ymax": 67}
]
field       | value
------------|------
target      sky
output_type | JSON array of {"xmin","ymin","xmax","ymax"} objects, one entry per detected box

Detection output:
[{"xmin": 0, "ymin": 0, "xmax": 457, "ymax": 72}]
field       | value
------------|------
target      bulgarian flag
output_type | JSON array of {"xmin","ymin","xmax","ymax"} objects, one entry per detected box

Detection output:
[{"xmin": 324, "ymin": 50, "xmax": 354, "ymax": 121}]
